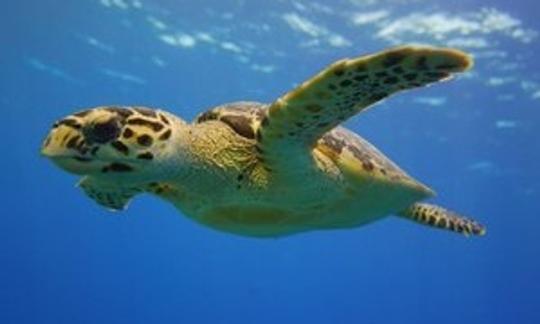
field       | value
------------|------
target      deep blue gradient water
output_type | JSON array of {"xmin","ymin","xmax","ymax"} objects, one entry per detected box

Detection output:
[{"xmin": 2, "ymin": 1, "xmax": 540, "ymax": 323}]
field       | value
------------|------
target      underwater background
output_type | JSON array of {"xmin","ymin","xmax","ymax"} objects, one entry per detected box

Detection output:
[{"xmin": 2, "ymin": 0, "xmax": 540, "ymax": 323}]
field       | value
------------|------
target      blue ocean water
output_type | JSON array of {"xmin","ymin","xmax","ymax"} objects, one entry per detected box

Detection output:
[{"xmin": 2, "ymin": 0, "xmax": 540, "ymax": 323}]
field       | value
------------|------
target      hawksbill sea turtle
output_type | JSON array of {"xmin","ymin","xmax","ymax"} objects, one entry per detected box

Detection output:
[{"xmin": 41, "ymin": 45, "xmax": 486, "ymax": 238}]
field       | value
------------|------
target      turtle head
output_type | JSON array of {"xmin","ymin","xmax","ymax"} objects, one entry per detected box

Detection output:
[{"xmin": 41, "ymin": 106, "xmax": 186, "ymax": 181}]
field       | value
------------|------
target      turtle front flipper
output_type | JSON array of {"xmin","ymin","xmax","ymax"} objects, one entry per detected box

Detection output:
[
  {"xmin": 398, "ymin": 203, "xmax": 486, "ymax": 236},
  {"xmin": 257, "ymin": 46, "xmax": 473, "ymax": 172},
  {"xmin": 78, "ymin": 176, "xmax": 143, "ymax": 211}
]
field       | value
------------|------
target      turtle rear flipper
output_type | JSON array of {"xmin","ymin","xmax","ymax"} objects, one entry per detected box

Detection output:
[
  {"xmin": 398, "ymin": 203, "xmax": 486, "ymax": 236},
  {"xmin": 78, "ymin": 176, "xmax": 142, "ymax": 211}
]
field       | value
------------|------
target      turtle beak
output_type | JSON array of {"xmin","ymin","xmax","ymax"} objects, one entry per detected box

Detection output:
[
  {"xmin": 41, "ymin": 118, "xmax": 85, "ymax": 158},
  {"xmin": 41, "ymin": 118, "xmax": 97, "ymax": 175},
  {"xmin": 42, "ymin": 107, "xmax": 141, "ymax": 176},
  {"xmin": 41, "ymin": 111, "xmax": 114, "ymax": 175}
]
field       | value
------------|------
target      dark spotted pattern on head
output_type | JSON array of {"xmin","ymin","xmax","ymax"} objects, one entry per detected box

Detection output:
[
  {"xmin": 55, "ymin": 119, "xmax": 82, "ymax": 130},
  {"xmin": 111, "ymin": 140, "xmax": 129, "ymax": 155},
  {"xmin": 133, "ymin": 107, "xmax": 157, "ymax": 118},
  {"xmin": 403, "ymin": 203, "xmax": 486, "ymax": 236},
  {"xmin": 137, "ymin": 152, "xmax": 154, "ymax": 160},
  {"xmin": 122, "ymin": 128, "xmax": 134, "ymax": 139},
  {"xmin": 44, "ymin": 106, "xmax": 174, "ymax": 170},
  {"xmin": 85, "ymin": 118, "xmax": 121, "ymax": 144},
  {"xmin": 102, "ymin": 162, "xmax": 133, "ymax": 173},
  {"xmin": 64, "ymin": 134, "xmax": 88, "ymax": 155},
  {"xmin": 73, "ymin": 110, "xmax": 91, "ymax": 118},
  {"xmin": 66, "ymin": 135, "xmax": 81, "ymax": 150},
  {"xmin": 126, "ymin": 118, "xmax": 164, "ymax": 132},
  {"xmin": 158, "ymin": 129, "xmax": 171, "ymax": 141},
  {"xmin": 104, "ymin": 107, "xmax": 133, "ymax": 119},
  {"xmin": 137, "ymin": 134, "xmax": 153, "ymax": 147},
  {"xmin": 159, "ymin": 114, "xmax": 170, "ymax": 125}
]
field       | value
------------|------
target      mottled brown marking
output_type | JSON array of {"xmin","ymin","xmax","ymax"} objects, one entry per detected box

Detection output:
[
  {"xmin": 159, "ymin": 114, "xmax": 170, "ymax": 125},
  {"xmin": 57, "ymin": 119, "xmax": 82, "ymax": 130},
  {"xmin": 137, "ymin": 152, "xmax": 154, "ymax": 160},
  {"xmin": 66, "ymin": 135, "xmax": 81, "ymax": 149},
  {"xmin": 87, "ymin": 119, "xmax": 120, "ymax": 144},
  {"xmin": 108, "ymin": 163, "xmax": 133, "ymax": 172},
  {"xmin": 220, "ymin": 115, "xmax": 256, "ymax": 139},
  {"xmin": 137, "ymin": 134, "xmax": 153, "ymax": 147},
  {"xmin": 321, "ymin": 133, "xmax": 347, "ymax": 153},
  {"xmin": 382, "ymin": 51, "xmax": 407, "ymax": 67},
  {"xmin": 159, "ymin": 129, "xmax": 171, "ymax": 141},
  {"xmin": 111, "ymin": 140, "xmax": 129, "ymax": 155},
  {"xmin": 123, "ymin": 128, "xmax": 134, "ymax": 139},
  {"xmin": 362, "ymin": 160, "xmax": 374, "ymax": 171},
  {"xmin": 127, "ymin": 118, "xmax": 164, "ymax": 132},
  {"xmin": 438, "ymin": 218, "xmax": 447, "ymax": 228},
  {"xmin": 105, "ymin": 107, "xmax": 133, "ymax": 119},
  {"xmin": 428, "ymin": 216, "xmax": 438, "ymax": 226},
  {"xmin": 447, "ymin": 221, "xmax": 455, "ymax": 231},
  {"xmin": 254, "ymin": 108, "xmax": 266, "ymax": 121},
  {"xmin": 196, "ymin": 110, "xmax": 219, "ymax": 123},
  {"xmin": 305, "ymin": 104, "xmax": 323, "ymax": 113},
  {"xmin": 134, "ymin": 107, "xmax": 157, "ymax": 117},
  {"xmin": 73, "ymin": 110, "xmax": 91, "ymax": 118}
]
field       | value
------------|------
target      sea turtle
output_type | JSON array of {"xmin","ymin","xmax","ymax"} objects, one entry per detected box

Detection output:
[{"xmin": 41, "ymin": 45, "xmax": 486, "ymax": 237}]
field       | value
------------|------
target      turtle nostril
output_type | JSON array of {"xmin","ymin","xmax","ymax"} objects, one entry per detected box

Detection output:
[{"xmin": 84, "ymin": 118, "xmax": 120, "ymax": 144}]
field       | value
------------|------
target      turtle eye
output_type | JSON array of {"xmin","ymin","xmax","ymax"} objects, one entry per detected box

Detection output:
[{"xmin": 84, "ymin": 118, "xmax": 120, "ymax": 144}]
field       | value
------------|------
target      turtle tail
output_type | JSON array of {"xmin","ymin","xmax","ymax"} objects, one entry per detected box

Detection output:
[{"xmin": 398, "ymin": 203, "xmax": 486, "ymax": 237}]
